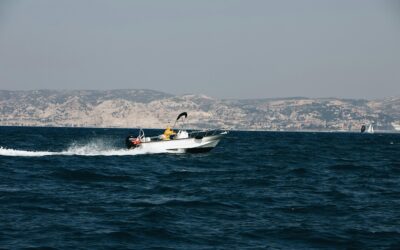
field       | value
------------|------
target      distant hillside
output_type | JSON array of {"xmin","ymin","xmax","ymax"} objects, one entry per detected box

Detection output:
[{"xmin": 1, "ymin": 89, "xmax": 399, "ymax": 131}]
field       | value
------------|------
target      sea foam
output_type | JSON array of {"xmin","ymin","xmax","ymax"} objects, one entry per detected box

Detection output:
[{"xmin": 0, "ymin": 140, "xmax": 149, "ymax": 157}]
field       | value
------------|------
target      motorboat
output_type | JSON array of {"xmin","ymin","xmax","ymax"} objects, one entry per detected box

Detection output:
[{"xmin": 125, "ymin": 112, "xmax": 228, "ymax": 153}]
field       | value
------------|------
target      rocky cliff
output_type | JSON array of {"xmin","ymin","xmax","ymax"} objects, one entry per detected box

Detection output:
[{"xmin": 1, "ymin": 89, "xmax": 399, "ymax": 131}]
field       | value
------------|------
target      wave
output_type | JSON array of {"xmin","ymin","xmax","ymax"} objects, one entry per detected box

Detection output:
[{"xmin": 0, "ymin": 139, "xmax": 158, "ymax": 157}]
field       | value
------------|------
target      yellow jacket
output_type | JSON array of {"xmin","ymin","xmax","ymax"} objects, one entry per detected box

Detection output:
[{"xmin": 163, "ymin": 126, "xmax": 176, "ymax": 140}]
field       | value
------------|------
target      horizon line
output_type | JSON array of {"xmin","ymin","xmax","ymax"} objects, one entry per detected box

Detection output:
[{"xmin": 0, "ymin": 88, "xmax": 398, "ymax": 101}]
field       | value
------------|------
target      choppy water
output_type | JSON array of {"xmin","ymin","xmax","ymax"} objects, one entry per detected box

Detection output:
[{"xmin": 1, "ymin": 126, "xmax": 399, "ymax": 249}]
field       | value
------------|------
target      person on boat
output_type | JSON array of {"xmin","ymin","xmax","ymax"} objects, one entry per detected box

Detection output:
[{"xmin": 163, "ymin": 125, "xmax": 176, "ymax": 140}]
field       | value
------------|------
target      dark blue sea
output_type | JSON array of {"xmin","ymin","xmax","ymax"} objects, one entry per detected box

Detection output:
[{"xmin": 1, "ymin": 126, "xmax": 399, "ymax": 249}]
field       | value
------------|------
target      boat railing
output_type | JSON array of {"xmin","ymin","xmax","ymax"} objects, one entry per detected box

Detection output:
[{"xmin": 139, "ymin": 129, "xmax": 224, "ymax": 142}]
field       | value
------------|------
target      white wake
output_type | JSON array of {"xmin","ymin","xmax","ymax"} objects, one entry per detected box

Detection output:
[{"xmin": 0, "ymin": 140, "xmax": 156, "ymax": 157}]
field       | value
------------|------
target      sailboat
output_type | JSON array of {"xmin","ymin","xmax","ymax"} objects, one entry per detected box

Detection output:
[
  {"xmin": 366, "ymin": 124, "xmax": 374, "ymax": 134},
  {"xmin": 361, "ymin": 123, "xmax": 374, "ymax": 134},
  {"xmin": 361, "ymin": 124, "xmax": 374, "ymax": 134}
]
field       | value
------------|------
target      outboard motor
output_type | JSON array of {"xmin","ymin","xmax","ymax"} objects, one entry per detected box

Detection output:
[
  {"xmin": 125, "ymin": 135, "xmax": 136, "ymax": 149},
  {"xmin": 125, "ymin": 129, "xmax": 145, "ymax": 149},
  {"xmin": 361, "ymin": 125, "xmax": 366, "ymax": 133}
]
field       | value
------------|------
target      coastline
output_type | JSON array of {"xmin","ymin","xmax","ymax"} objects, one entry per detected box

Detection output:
[{"xmin": 1, "ymin": 124, "xmax": 399, "ymax": 134}]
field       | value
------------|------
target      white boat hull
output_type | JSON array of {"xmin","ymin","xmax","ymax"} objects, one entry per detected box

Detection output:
[{"xmin": 133, "ymin": 133, "xmax": 226, "ymax": 154}]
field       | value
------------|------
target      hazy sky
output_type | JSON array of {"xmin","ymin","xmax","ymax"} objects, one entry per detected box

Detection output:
[{"xmin": 0, "ymin": 0, "xmax": 399, "ymax": 99}]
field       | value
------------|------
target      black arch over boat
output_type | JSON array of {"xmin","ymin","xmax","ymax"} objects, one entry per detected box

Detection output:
[{"xmin": 176, "ymin": 112, "xmax": 188, "ymax": 121}]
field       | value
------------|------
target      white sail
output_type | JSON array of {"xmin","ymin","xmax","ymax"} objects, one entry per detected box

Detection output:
[{"xmin": 366, "ymin": 124, "xmax": 374, "ymax": 134}]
